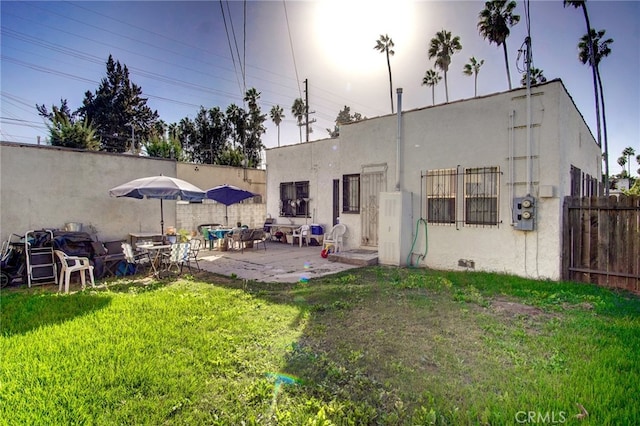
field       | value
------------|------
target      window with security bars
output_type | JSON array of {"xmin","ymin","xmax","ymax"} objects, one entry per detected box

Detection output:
[
  {"xmin": 342, "ymin": 174, "xmax": 360, "ymax": 213},
  {"xmin": 464, "ymin": 167, "xmax": 499, "ymax": 225},
  {"xmin": 279, "ymin": 181, "xmax": 309, "ymax": 217},
  {"xmin": 426, "ymin": 169, "xmax": 456, "ymax": 224}
]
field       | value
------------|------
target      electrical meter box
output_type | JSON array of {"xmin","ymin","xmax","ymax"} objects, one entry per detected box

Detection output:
[{"xmin": 512, "ymin": 196, "xmax": 535, "ymax": 231}]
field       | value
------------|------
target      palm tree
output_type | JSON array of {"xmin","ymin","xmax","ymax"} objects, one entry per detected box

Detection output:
[
  {"xmin": 270, "ymin": 105, "xmax": 284, "ymax": 147},
  {"xmin": 463, "ymin": 57, "xmax": 484, "ymax": 97},
  {"xmin": 428, "ymin": 29, "xmax": 462, "ymax": 103},
  {"xmin": 618, "ymin": 147, "xmax": 636, "ymax": 176},
  {"xmin": 578, "ymin": 28, "xmax": 613, "ymax": 192},
  {"xmin": 421, "ymin": 69, "xmax": 442, "ymax": 106},
  {"xmin": 563, "ymin": 1, "xmax": 607, "ymax": 191},
  {"xmin": 520, "ymin": 67, "xmax": 547, "ymax": 86},
  {"xmin": 374, "ymin": 34, "xmax": 395, "ymax": 114},
  {"xmin": 477, "ymin": 0, "xmax": 520, "ymax": 90},
  {"xmin": 291, "ymin": 98, "xmax": 305, "ymax": 143}
]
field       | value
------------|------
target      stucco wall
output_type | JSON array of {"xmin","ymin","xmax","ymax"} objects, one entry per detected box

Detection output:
[
  {"xmin": 265, "ymin": 139, "xmax": 343, "ymax": 240},
  {"xmin": 0, "ymin": 143, "xmax": 266, "ymax": 243},
  {"xmin": 265, "ymin": 80, "xmax": 601, "ymax": 280}
]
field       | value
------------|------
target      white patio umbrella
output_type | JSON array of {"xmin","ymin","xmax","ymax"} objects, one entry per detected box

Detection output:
[{"xmin": 109, "ymin": 175, "xmax": 205, "ymax": 235}]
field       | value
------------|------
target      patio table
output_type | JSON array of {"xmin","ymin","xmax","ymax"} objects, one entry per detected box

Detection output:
[{"xmin": 138, "ymin": 244, "xmax": 171, "ymax": 277}]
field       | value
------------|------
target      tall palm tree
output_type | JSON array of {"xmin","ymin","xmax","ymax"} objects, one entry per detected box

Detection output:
[
  {"xmin": 618, "ymin": 147, "xmax": 636, "ymax": 176},
  {"xmin": 563, "ymin": 1, "xmax": 607, "ymax": 191},
  {"xmin": 477, "ymin": 0, "xmax": 520, "ymax": 90},
  {"xmin": 374, "ymin": 34, "xmax": 395, "ymax": 114},
  {"xmin": 463, "ymin": 57, "xmax": 484, "ymax": 97},
  {"xmin": 421, "ymin": 69, "xmax": 442, "ymax": 106},
  {"xmin": 269, "ymin": 105, "xmax": 284, "ymax": 147},
  {"xmin": 291, "ymin": 98, "xmax": 305, "ymax": 143},
  {"xmin": 428, "ymin": 29, "xmax": 462, "ymax": 103},
  {"xmin": 579, "ymin": 28, "xmax": 613, "ymax": 192},
  {"xmin": 520, "ymin": 67, "xmax": 547, "ymax": 86}
]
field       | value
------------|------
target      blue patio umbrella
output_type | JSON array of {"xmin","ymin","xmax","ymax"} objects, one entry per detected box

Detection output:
[
  {"xmin": 205, "ymin": 184, "xmax": 256, "ymax": 226},
  {"xmin": 109, "ymin": 175, "xmax": 205, "ymax": 235}
]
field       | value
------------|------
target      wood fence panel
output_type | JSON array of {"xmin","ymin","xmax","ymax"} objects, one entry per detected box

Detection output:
[{"xmin": 562, "ymin": 195, "xmax": 640, "ymax": 294}]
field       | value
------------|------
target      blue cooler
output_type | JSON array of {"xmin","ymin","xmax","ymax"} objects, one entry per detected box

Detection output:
[{"xmin": 311, "ymin": 224, "xmax": 324, "ymax": 235}]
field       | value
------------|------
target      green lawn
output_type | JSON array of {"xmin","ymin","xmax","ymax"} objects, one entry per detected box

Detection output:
[{"xmin": 1, "ymin": 267, "xmax": 638, "ymax": 425}]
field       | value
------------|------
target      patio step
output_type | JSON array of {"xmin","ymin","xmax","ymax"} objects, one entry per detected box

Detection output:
[{"xmin": 328, "ymin": 249, "xmax": 378, "ymax": 266}]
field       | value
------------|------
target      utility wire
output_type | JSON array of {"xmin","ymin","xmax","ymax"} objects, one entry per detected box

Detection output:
[
  {"xmin": 282, "ymin": 0, "xmax": 302, "ymax": 98},
  {"xmin": 219, "ymin": 0, "xmax": 244, "ymax": 97}
]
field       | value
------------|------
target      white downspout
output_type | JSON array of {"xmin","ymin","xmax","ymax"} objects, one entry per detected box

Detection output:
[{"xmin": 396, "ymin": 88, "xmax": 403, "ymax": 191}]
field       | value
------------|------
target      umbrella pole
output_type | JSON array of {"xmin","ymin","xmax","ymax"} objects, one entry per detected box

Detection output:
[
  {"xmin": 160, "ymin": 199, "xmax": 165, "ymax": 236},
  {"xmin": 225, "ymin": 205, "xmax": 228, "ymax": 227}
]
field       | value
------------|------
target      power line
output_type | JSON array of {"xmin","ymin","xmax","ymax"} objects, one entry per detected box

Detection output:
[{"xmin": 282, "ymin": 0, "xmax": 302, "ymax": 98}]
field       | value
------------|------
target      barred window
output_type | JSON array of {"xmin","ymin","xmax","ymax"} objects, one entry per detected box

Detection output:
[
  {"xmin": 464, "ymin": 167, "xmax": 499, "ymax": 225},
  {"xmin": 426, "ymin": 169, "xmax": 456, "ymax": 224},
  {"xmin": 279, "ymin": 181, "xmax": 309, "ymax": 217},
  {"xmin": 342, "ymin": 174, "xmax": 360, "ymax": 213}
]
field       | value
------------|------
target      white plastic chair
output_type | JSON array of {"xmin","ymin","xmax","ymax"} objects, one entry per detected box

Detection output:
[
  {"xmin": 54, "ymin": 250, "xmax": 95, "ymax": 293},
  {"xmin": 291, "ymin": 225, "xmax": 310, "ymax": 247},
  {"xmin": 323, "ymin": 224, "xmax": 346, "ymax": 253}
]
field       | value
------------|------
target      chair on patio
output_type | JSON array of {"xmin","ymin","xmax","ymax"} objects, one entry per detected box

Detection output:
[
  {"xmin": 249, "ymin": 229, "xmax": 267, "ymax": 251},
  {"xmin": 162, "ymin": 242, "xmax": 191, "ymax": 274},
  {"xmin": 121, "ymin": 242, "xmax": 151, "ymax": 275},
  {"xmin": 187, "ymin": 238, "xmax": 202, "ymax": 270},
  {"xmin": 263, "ymin": 217, "xmax": 275, "ymax": 241},
  {"xmin": 291, "ymin": 225, "xmax": 311, "ymax": 247},
  {"xmin": 54, "ymin": 250, "xmax": 95, "ymax": 293},
  {"xmin": 323, "ymin": 224, "xmax": 346, "ymax": 253}
]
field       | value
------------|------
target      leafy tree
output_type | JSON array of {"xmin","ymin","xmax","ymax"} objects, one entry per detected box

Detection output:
[
  {"xmin": 270, "ymin": 105, "xmax": 285, "ymax": 147},
  {"xmin": 178, "ymin": 106, "xmax": 228, "ymax": 164},
  {"xmin": 36, "ymin": 98, "xmax": 77, "ymax": 123},
  {"xmin": 463, "ymin": 57, "xmax": 484, "ymax": 97},
  {"xmin": 77, "ymin": 55, "xmax": 159, "ymax": 153},
  {"xmin": 477, "ymin": 0, "xmax": 520, "ymax": 90},
  {"xmin": 428, "ymin": 29, "xmax": 462, "ymax": 103},
  {"xmin": 520, "ymin": 67, "xmax": 547, "ymax": 86},
  {"xmin": 374, "ymin": 34, "xmax": 395, "ymax": 114},
  {"xmin": 243, "ymin": 88, "xmax": 267, "ymax": 168},
  {"xmin": 326, "ymin": 105, "xmax": 364, "ymax": 138},
  {"xmin": 36, "ymin": 99, "xmax": 100, "ymax": 150},
  {"xmin": 291, "ymin": 98, "xmax": 306, "ymax": 143},
  {"xmin": 47, "ymin": 112, "xmax": 100, "ymax": 151},
  {"xmin": 144, "ymin": 134, "xmax": 183, "ymax": 160},
  {"xmin": 421, "ymin": 69, "xmax": 442, "ymax": 106}
]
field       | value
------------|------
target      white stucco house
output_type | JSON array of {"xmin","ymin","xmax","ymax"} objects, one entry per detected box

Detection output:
[{"xmin": 265, "ymin": 80, "xmax": 601, "ymax": 280}]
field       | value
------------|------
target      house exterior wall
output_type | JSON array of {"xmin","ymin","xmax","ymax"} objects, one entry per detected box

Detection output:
[
  {"xmin": 265, "ymin": 80, "xmax": 601, "ymax": 280},
  {"xmin": 0, "ymin": 142, "xmax": 266, "ymax": 242}
]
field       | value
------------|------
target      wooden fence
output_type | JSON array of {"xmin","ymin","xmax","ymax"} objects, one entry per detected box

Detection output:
[{"xmin": 562, "ymin": 195, "xmax": 640, "ymax": 294}]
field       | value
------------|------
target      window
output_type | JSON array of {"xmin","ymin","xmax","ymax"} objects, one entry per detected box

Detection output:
[
  {"xmin": 464, "ymin": 167, "xmax": 499, "ymax": 225},
  {"xmin": 426, "ymin": 169, "xmax": 456, "ymax": 224},
  {"xmin": 342, "ymin": 174, "xmax": 360, "ymax": 213},
  {"xmin": 279, "ymin": 181, "xmax": 309, "ymax": 217}
]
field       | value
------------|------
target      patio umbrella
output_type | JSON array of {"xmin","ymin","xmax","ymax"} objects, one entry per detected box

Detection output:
[
  {"xmin": 109, "ymin": 175, "xmax": 205, "ymax": 235},
  {"xmin": 205, "ymin": 184, "xmax": 256, "ymax": 226}
]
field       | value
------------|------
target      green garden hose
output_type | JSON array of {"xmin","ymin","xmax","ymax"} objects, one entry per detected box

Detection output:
[{"xmin": 407, "ymin": 218, "xmax": 428, "ymax": 267}]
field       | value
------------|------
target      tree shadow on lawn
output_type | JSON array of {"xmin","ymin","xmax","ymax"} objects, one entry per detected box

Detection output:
[
  {"xmin": 1, "ymin": 289, "xmax": 112, "ymax": 337},
  {"xmin": 0, "ymin": 273, "xmax": 181, "ymax": 337}
]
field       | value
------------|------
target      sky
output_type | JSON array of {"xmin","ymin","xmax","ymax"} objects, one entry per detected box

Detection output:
[{"xmin": 1, "ymin": 0, "xmax": 638, "ymax": 174}]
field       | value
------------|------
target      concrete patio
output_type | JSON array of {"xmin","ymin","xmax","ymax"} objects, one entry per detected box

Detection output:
[{"xmin": 195, "ymin": 239, "xmax": 378, "ymax": 283}]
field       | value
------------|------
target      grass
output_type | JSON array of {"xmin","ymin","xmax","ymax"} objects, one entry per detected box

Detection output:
[{"xmin": 1, "ymin": 267, "xmax": 639, "ymax": 425}]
